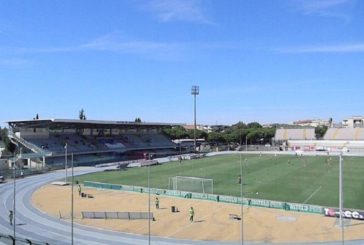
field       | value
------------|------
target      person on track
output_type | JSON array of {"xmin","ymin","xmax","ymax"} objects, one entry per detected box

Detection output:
[
  {"xmin": 9, "ymin": 210, "xmax": 13, "ymax": 226},
  {"xmin": 189, "ymin": 207, "xmax": 194, "ymax": 222},
  {"xmin": 155, "ymin": 197, "xmax": 159, "ymax": 209}
]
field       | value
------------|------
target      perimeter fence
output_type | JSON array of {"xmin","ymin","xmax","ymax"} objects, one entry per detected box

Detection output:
[{"xmin": 84, "ymin": 181, "xmax": 324, "ymax": 214}]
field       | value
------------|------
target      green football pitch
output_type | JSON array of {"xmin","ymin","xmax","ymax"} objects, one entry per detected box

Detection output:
[{"xmin": 76, "ymin": 154, "xmax": 364, "ymax": 209}]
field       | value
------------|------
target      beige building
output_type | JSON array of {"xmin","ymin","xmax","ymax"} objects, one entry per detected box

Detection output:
[
  {"xmin": 293, "ymin": 119, "xmax": 330, "ymax": 127},
  {"xmin": 342, "ymin": 116, "xmax": 364, "ymax": 128}
]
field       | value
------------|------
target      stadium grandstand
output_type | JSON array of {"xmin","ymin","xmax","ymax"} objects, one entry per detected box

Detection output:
[
  {"xmin": 279, "ymin": 124, "xmax": 364, "ymax": 153},
  {"xmin": 274, "ymin": 128, "xmax": 315, "ymax": 141},
  {"xmin": 323, "ymin": 127, "xmax": 364, "ymax": 140},
  {"xmin": 7, "ymin": 119, "xmax": 182, "ymax": 168}
]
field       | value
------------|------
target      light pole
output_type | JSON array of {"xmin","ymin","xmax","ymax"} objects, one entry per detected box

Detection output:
[
  {"xmin": 71, "ymin": 152, "xmax": 74, "ymax": 245},
  {"xmin": 12, "ymin": 151, "xmax": 17, "ymax": 243},
  {"xmin": 64, "ymin": 143, "xmax": 68, "ymax": 183},
  {"xmin": 240, "ymin": 154, "xmax": 244, "ymax": 245},
  {"xmin": 239, "ymin": 126, "xmax": 244, "ymax": 244},
  {"xmin": 339, "ymin": 153, "xmax": 344, "ymax": 244},
  {"xmin": 9, "ymin": 139, "xmax": 20, "ymax": 244},
  {"xmin": 148, "ymin": 153, "xmax": 151, "ymax": 245},
  {"xmin": 191, "ymin": 85, "xmax": 199, "ymax": 153}
]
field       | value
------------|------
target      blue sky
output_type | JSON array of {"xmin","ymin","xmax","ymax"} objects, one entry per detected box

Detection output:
[{"xmin": 1, "ymin": 0, "xmax": 363, "ymax": 126}]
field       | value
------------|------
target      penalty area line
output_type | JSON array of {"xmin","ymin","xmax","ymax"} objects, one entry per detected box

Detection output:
[{"xmin": 303, "ymin": 186, "xmax": 322, "ymax": 204}]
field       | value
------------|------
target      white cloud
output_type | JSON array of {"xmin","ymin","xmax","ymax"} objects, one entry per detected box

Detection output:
[
  {"xmin": 0, "ymin": 32, "xmax": 185, "ymax": 61},
  {"xmin": 80, "ymin": 31, "xmax": 186, "ymax": 60},
  {"xmin": 82, "ymin": 32, "xmax": 179, "ymax": 53},
  {"xmin": 0, "ymin": 58, "xmax": 32, "ymax": 67},
  {"xmin": 276, "ymin": 43, "xmax": 364, "ymax": 54},
  {"xmin": 293, "ymin": 0, "xmax": 352, "ymax": 22},
  {"xmin": 141, "ymin": 0, "xmax": 213, "ymax": 24},
  {"xmin": 296, "ymin": 0, "xmax": 349, "ymax": 13},
  {"xmin": 0, "ymin": 32, "xmax": 238, "ymax": 61}
]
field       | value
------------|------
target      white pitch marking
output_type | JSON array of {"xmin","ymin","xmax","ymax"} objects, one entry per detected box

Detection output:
[{"xmin": 303, "ymin": 186, "xmax": 322, "ymax": 204}]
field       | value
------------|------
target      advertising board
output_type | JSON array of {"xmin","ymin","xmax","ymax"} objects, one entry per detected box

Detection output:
[{"xmin": 324, "ymin": 208, "xmax": 364, "ymax": 220}]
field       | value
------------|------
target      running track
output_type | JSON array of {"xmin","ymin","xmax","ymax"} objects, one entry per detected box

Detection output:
[{"xmin": 0, "ymin": 166, "xmax": 363, "ymax": 245}]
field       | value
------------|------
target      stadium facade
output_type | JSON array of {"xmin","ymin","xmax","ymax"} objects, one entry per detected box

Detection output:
[
  {"xmin": 7, "ymin": 119, "xmax": 183, "ymax": 168},
  {"xmin": 274, "ymin": 127, "xmax": 364, "ymax": 153}
]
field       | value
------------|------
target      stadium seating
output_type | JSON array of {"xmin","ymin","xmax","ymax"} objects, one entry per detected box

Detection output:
[
  {"xmin": 21, "ymin": 132, "xmax": 176, "ymax": 155},
  {"xmin": 323, "ymin": 128, "xmax": 364, "ymax": 140},
  {"xmin": 7, "ymin": 119, "xmax": 179, "ymax": 167},
  {"xmin": 275, "ymin": 128, "xmax": 315, "ymax": 140}
]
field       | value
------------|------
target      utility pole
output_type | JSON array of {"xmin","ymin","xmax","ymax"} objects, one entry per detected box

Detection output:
[
  {"xmin": 65, "ymin": 143, "xmax": 68, "ymax": 183},
  {"xmin": 240, "ymin": 154, "xmax": 244, "ymax": 245},
  {"xmin": 148, "ymin": 153, "xmax": 151, "ymax": 245},
  {"xmin": 13, "ymin": 151, "xmax": 16, "ymax": 243},
  {"xmin": 339, "ymin": 153, "xmax": 344, "ymax": 244},
  {"xmin": 9, "ymin": 140, "xmax": 20, "ymax": 244},
  {"xmin": 71, "ymin": 153, "xmax": 74, "ymax": 245},
  {"xmin": 240, "ymin": 126, "xmax": 244, "ymax": 245}
]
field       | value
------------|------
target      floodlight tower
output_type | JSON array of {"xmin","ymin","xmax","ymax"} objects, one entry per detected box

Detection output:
[{"xmin": 191, "ymin": 85, "xmax": 199, "ymax": 153}]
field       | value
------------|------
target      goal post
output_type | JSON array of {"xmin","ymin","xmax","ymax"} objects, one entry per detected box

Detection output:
[{"xmin": 169, "ymin": 176, "xmax": 213, "ymax": 194}]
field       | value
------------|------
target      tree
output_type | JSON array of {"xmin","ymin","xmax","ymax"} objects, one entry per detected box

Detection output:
[
  {"xmin": 187, "ymin": 129, "xmax": 207, "ymax": 140},
  {"xmin": 79, "ymin": 109, "xmax": 86, "ymax": 120},
  {"xmin": 163, "ymin": 126, "xmax": 189, "ymax": 139},
  {"xmin": 247, "ymin": 122, "xmax": 262, "ymax": 128},
  {"xmin": 166, "ymin": 121, "xmax": 276, "ymax": 145},
  {"xmin": 35, "ymin": 113, "xmax": 39, "ymax": 120},
  {"xmin": 207, "ymin": 131, "xmax": 225, "ymax": 143},
  {"xmin": 223, "ymin": 132, "xmax": 236, "ymax": 144},
  {"xmin": 228, "ymin": 122, "xmax": 248, "ymax": 144},
  {"xmin": 0, "ymin": 127, "xmax": 16, "ymax": 153},
  {"xmin": 231, "ymin": 121, "xmax": 247, "ymax": 130},
  {"xmin": 134, "ymin": 117, "xmax": 142, "ymax": 123},
  {"xmin": 315, "ymin": 125, "xmax": 328, "ymax": 139}
]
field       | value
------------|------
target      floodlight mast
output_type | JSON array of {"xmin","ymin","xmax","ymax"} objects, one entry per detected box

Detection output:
[{"xmin": 191, "ymin": 85, "xmax": 199, "ymax": 153}]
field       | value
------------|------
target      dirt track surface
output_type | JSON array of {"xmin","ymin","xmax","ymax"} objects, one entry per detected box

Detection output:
[{"xmin": 32, "ymin": 185, "xmax": 364, "ymax": 243}]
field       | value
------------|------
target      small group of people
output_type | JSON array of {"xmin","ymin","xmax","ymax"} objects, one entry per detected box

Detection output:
[
  {"xmin": 8, "ymin": 184, "xmax": 83, "ymax": 226},
  {"xmin": 155, "ymin": 196, "xmax": 195, "ymax": 222}
]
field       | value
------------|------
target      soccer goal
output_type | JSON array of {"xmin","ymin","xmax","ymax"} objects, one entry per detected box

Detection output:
[{"xmin": 169, "ymin": 176, "xmax": 213, "ymax": 194}]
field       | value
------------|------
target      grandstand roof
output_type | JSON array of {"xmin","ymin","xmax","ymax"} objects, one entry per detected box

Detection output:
[{"xmin": 7, "ymin": 119, "xmax": 183, "ymax": 129}]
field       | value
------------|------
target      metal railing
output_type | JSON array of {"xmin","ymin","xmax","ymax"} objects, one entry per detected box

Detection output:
[
  {"xmin": 8, "ymin": 134, "xmax": 51, "ymax": 156},
  {"xmin": 0, "ymin": 232, "xmax": 49, "ymax": 245}
]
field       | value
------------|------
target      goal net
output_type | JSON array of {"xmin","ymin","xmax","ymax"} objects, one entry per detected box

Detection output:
[{"xmin": 169, "ymin": 176, "xmax": 213, "ymax": 194}]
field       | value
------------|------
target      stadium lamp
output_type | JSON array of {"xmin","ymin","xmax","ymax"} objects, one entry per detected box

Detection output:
[{"xmin": 191, "ymin": 85, "xmax": 199, "ymax": 153}]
